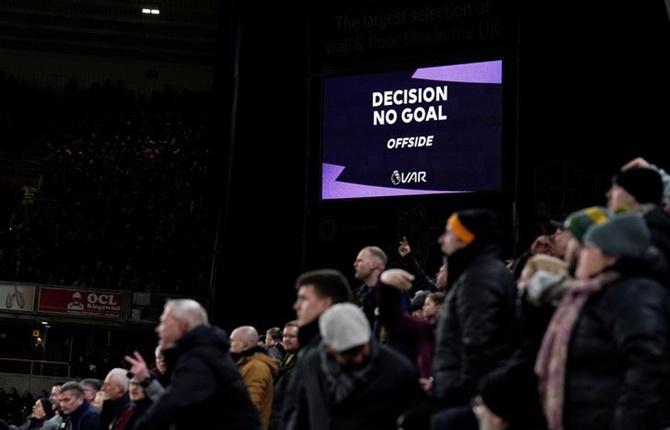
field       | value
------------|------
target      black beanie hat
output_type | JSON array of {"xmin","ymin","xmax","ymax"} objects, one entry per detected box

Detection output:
[
  {"xmin": 612, "ymin": 167, "xmax": 663, "ymax": 205},
  {"xmin": 455, "ymin": 209, "xmax": 500, "ymax": 244},
  {"xmin": 39, "ymin": 397, "xmax": 54, "ymax": 419},
  {"xmin": 479, "ymin": 365, "xmax": 535, "ymax": 424}
]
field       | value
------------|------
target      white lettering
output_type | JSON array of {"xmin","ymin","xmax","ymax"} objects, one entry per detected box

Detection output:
[
  {"xmin": 87, "ymin": 294, "xmax": 119, "ymax": 306},
  {"xmin": 373, "ymin": 109, "xmax": 397, "ymax": 126},
  {"xmin": 390, "ymin": 170, "xmax": 428, "ymax": 185},
  {"xmin": 386, "ymin": 135, "xmax": 434, "ymax": 149},
  {"xmin": 371, "ymin": 86, "xmax": 448, "ymax": 107},
  {"xmin": 400, "ymin": 105, "xmax": 446, "ymax": 124},
  {"xmin": 372, "ymin": 92, "xmax": 384, "ymax": 107}
]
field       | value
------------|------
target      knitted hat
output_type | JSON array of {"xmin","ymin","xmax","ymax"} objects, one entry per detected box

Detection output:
[
  {"xmin": 319, "ymin": 303, "xmax": 371, "ymax": 353},
  {"xmin": 612, "ymin": 167, "xmax": 664, "ymax": 205},
  {"xmin": 563, "ymin": 206, "xmax": 610, "ymax": 243},
  {"xmin": 583, "ymin": 214, "xmax": 650, "ymax": 259},
  {"xmin": 447, "ymin": 209, "xmax": 499, "ymax": 245}
]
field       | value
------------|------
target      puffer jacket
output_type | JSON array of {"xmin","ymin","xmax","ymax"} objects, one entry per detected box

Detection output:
[
  {"xmin": 564, "ymin": 264, "xmax": 669, "ymax": 430},
  {"xmin": 432, "ymin": 243, "xmax": 519, "ymax": 403}
]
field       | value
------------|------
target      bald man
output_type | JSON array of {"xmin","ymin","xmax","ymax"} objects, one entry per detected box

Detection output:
[
  {"xmin": 353, "ymin": 246, "xmax": 388, "ymax": 335},
  {"xmin": 230, "ymin": 326, "xmax": 279, "ymax": 430}
]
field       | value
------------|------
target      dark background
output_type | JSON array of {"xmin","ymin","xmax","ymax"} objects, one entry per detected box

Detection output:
[
  {"xmin": 215, "ymin": 0, "xmax": 670, "ymax": 330},
  {"xmin": 1, "ymin": 0, "xmax": 668, "ymax": 332}
]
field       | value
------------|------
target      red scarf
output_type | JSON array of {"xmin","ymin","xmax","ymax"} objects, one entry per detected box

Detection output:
[{"xmin": 114, "ymin": 406, "xmax": 134, "ymax": 430}]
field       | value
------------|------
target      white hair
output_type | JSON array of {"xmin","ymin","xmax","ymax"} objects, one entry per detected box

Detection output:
[
  {"xmin": 105, "ymin": 368, "xmax": 129, "ymax": 392},
  {"xmin": 164, "ymin": 299, "xmax": 209, "ymax": 330}
]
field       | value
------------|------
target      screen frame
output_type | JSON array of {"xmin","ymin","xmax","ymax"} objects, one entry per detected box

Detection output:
[{"xmin": 312, "ymin": 56, "xmax": 513, "ymax": 202}]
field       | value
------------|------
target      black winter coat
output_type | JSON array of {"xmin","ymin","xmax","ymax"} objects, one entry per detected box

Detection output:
[
  {"xmin": 564, "ymin": 273, "xmax": 669, "ymax": 430},
  {"xmin": 645, "ymin": 206, "xmax": 670, "ymax": 280},
  {"xmin": 292, "ymin": 342, "xmax": 420, "ymax": 430},
  {"xmin": 134, "ymin": 325, "xmax": 262, "ymax": 430},
  {"xmin": 432, "ymin": 244, "xmax": 519, "ymax": 403},
  {"xmin": 269, "ymin": 354, "xmax": 297, "ymax": 430},
  {"xmin": 279, "ymin": 318, "xmax": 321, "ymax": 430}
]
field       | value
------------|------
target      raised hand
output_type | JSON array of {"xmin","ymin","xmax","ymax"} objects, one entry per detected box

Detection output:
[
  {"xmin": 124, "ymin": 351, "xmax": 151, "ymax": 381},
  {"xmin": 398, "ymin": 236, "xmax": 411, "ymax": 257}
]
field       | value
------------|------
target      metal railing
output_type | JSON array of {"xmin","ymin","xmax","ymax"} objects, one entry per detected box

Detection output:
[
  {"xmin": 0, "ymin": 158, "xmax": 41, "ymax": 176},
  {"xmin": 0, "ymin": 357, "xmax": 70, "ymax": 377}
]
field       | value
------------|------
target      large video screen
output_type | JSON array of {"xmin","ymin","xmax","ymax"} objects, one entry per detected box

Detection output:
[{"xmin": 321, "ymin": 60, "xmax": 502, "ymax": 200}]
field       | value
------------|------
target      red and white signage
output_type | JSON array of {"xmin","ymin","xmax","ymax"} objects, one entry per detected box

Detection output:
[{"xmin": 38, "ymin": 287, "xmax": 127, "ymax": 319}]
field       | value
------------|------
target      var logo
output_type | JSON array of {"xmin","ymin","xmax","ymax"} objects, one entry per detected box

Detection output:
[{"xmin": 391, "ymin": 170, "xmax": 427, "ymax": 185}]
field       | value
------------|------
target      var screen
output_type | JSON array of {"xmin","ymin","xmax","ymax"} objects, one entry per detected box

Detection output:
[{"xmin": 321, "ymin": 60, "xmax": 503, "ymax": 200}]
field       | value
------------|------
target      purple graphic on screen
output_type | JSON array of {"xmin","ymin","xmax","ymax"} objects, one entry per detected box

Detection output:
[
  {"xmin": 412, "ymin": 60, "xmax": 502, "ymax": 84},
  {"xmin": 321, "ymin": 59, "xmax": 503, "ymax": 200},
  {"xmin": 322, "ymin": 164, "xmax": 463, "ymax": 200}
]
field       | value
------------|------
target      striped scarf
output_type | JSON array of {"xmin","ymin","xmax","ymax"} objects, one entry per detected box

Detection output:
[{"xmin": 535, "ymin": 272, "xmax": 619, "ymax": 430}]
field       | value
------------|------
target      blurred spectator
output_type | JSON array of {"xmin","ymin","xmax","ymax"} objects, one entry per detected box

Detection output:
[
  {"xmin": 230, "ymin": 326, "xmax": 278, "ymax": 430},
  {"xmin": 100, "ymin": 369, "xmax": 130, "ymax": 429},
  {"xmin": 80, "ymin": 379, "xmax": 101, "ymax": 404},
  {"xmin": 10, "ymin": 397, "xmax": 53, "ymax": 430},
  {"xmin": 40, "ymin": 383, "xmax": 63, "ymax": 430},
  {"xmin": 58, "ymin": 382, "xmax": 100, "ymax": 430},
  {"xmin": 128, "ymin": 299, "xmax": 262, "ymax": 430},
  {"xmin": 1, "ymin": 75, "xmax": 215, "ymax": 296},
  {"xmin": 264, "ymin": 328, "xmax": 286, "ymax": 362},
  {"xmin": 290, "ymin": 303, "xmax": 420, "ymax": 430}
]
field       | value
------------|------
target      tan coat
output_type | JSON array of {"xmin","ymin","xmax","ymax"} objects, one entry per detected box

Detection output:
[{"xmin": 237, "ymin": 352, "xmax": 279, "ymax": 430}]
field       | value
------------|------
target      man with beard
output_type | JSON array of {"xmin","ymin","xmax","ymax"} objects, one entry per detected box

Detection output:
[
  {"xmin": 99, "ymin": 368, "xmax": 130, "ymax": 429},
  {"xmin": 270, "ymin": 322, "xmax": 299, "ymax": 430}
]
